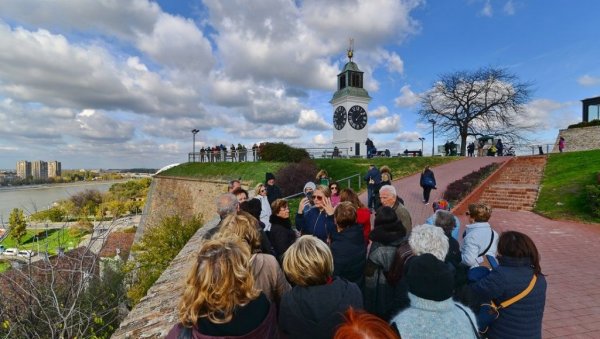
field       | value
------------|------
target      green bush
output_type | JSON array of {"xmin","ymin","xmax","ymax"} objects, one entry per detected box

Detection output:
[
  {"xmin": 30, "ymin": 207, "xmax": 67, "ymax": 222},
  {"xmin": 259, "ymin": 142, "xmax": 310, "ymax": 162},
  {"xmin": 586, "ymin": 184, "xmax": 600, "ymax": 217},
  {"xmin": 124, "ymin": 215, "xmax": 203, "ymax": 306},
  {"xmin": 568, "ymin": 119, "xmax": 600, "ymax": 129},
  {"xmin": 443, "ymin": 163, "xmax": 500, "ymax": 205}
]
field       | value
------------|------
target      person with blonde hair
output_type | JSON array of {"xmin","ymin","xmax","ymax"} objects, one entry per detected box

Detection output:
[
  {"xmin": 216, "ymin": 212, "xmax": 290, "ymax": 307},
  {"xmin": 166, "ymin": 237, "xmax": 277, "ymax": 338},
  {"xmin": 254, "ymin": 183, "xmax": 272, "ymax": 231},
  {"xmin": 316, "ymin": 169, "xmax": 330, "ymax": 186},
  {"xmin": 279, "ymin": 236, "xmax": 363, "ymax": 339},
  {"xmin": 462, "ymin": 202, "xmax": 498, "ymax": 268}
]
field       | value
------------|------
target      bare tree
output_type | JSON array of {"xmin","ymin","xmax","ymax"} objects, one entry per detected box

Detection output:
[{"xmin": 419, "ymin": 67, "xmax": 533, "ymax": 155}]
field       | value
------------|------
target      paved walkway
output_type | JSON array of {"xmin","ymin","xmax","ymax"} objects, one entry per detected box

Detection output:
[{"xmin": 360, "ymin": 156, "xmax": 600, "ymax": 338}]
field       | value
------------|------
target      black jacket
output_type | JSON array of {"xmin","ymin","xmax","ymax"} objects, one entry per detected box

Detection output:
[
  {"xmin": 330, "ymin": 223, "xmax": 367, "ymax": 287},
  {"xmin": 279, "ymin": 278, "xmax": 363, "ymax": 339},
  {"xmin": 267, "ymin": 215, "xmax": 296, "ymax": 261}
]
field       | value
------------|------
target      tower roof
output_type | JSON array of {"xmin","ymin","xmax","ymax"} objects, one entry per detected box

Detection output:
[{"xmin": 341, "ymin": 61, "xmax": 362, "ymax": 73}]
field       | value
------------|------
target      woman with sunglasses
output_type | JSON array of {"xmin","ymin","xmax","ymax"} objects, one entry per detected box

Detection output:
[
  {"xmin": 296, "ymin": 185, "xmax": 336, "ymax": 244},
  {"xmin": 329, "ymin": 182, "xmax": 341, "ymax": 207},
  {"xmin": 254, "ymin": 183, "xmax": 272, "ymax": 231}
]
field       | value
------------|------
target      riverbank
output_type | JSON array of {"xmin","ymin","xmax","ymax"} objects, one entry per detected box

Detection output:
[{"xmin": 0, "ymin": 179, "xmax": 129, "ymax": 192}]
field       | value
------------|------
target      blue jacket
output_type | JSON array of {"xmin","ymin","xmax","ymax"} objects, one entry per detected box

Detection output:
[
  {"xmin": 470, "ymin": 256, "xmax": 547, "ymax": 339},
  {"xmin": 365, "ymin": 167, "xmax": 382, "ymax": 186},
  {"xmin": 295, "ymin": 208, "xmax": 335, "ymax": 243},
  {"xmin": 330, "ymin": 223, "xmax": 367, "ymax": 287}
]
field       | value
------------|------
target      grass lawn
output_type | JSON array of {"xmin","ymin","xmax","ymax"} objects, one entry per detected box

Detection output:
[
  {"xmin": 0, "ymin": 260, "xmax": 10, "ymax": 272},
  {"xmin": 0, "ymin": 227, "xmax": 84, "ymax": 255},
  {"xmin": 535, "ymin": 149, "xmax": 600, "ymax": 223}
]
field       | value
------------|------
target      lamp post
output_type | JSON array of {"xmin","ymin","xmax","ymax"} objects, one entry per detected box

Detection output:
[
  {"xmin": 418, "ymin": 137, "xmax": 425, "ymax": 156},
  {"xmin": 191, "ymin": 129, "xmax": 199, "ymax": 162},
  {"xmin": 428, "ymin": 119, "xmax": 436, "ymax": 156}
]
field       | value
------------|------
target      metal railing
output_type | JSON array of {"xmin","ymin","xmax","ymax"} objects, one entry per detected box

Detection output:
[
  {"xmin": 304, "ymin": 147, "xmax": 351, "ymax": 159},
  {"xmin": 188, "ymin": 149, "xmax": 259, "ymax": 163},
  {"xmin": 282, "ymin": 173, "xmax": 362, "ymax": 200}
]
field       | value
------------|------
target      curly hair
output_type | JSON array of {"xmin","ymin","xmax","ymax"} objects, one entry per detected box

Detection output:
[
  {"xmin": 178, "ymin": 237, "xmax": 259, "ymax": 326},
  {"xmin": 216, "ymin": 211, "xmax": 262, "ymax": 252},
  {"xmin": 409, "ymin": 224, "xmax": 449, "ymax": 261},
  {"xmin": 468, "ymin": 202, "xmax": 492, "ymax": 222}
]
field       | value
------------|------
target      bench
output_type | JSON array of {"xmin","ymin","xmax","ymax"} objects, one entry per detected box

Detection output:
[{"xmin": 403, "ymin": 150, "xmax": 422, "ymax": 157}]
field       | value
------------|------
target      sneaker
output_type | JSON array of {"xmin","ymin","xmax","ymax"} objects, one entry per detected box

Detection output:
[{"xmin": 425, "ymin": 202, "xmax": 429, "ymax": 205}]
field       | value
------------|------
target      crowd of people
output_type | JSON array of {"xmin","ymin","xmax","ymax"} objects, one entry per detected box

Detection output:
[
  {"xmin": 167, "ymin": 168, "xmax": 547, "ymax": 339},
  {"xmin": 194, "ymin": 143, "xmax": 265, "ymax": 162}
]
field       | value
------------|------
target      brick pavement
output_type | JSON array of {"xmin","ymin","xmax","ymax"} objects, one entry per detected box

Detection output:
[{"xmin": 361, "ymin": 156, "xmax": 600, "ymax": 338}]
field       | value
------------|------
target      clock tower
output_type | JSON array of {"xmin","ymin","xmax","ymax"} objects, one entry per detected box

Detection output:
[{"xmin": 330, "ymin": 41, "xmax": 371, "ymax": 157}]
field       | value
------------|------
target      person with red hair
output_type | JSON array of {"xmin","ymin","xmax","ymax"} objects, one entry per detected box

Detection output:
[{"xmin": 334, "ymin": 307, "xmax": 400, "ymax": 339}]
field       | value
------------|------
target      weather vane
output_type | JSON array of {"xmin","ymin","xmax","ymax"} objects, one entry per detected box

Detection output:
[{"xmin": 347, "ymin": 38, "xmax": 354, "ymax": 62}]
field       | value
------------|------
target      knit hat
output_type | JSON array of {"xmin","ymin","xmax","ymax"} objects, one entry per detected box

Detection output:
[
  {"xmin": 370, "ymin": 206, "xmax": 406, "ymax": 244},
  {"xmin": 432, "ymin": 199, "xmax": 450, "ymax": 212},
  {"xmin": 406, "ymin": 253, "xmax": 454, "ymax": 301},
  {"xmin": 265, "ymin": 172, "xmax": 275, "ymax": 182},
  {"xmin": 303, "ymin": 181, "xmax": 316, "ymax": 192}
]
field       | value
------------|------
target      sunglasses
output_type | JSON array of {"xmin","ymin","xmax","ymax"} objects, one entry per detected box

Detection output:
[
  {"xmin": 260, "ymin": 189, "xmax": 266, "ymax": 193},
  {"xmin": 330, "ymin": 186, "xmax": 338, "ymax": 190},
  {"xmin": 314, "ymin": 195, "xmax": 324, "ymax": 201}
]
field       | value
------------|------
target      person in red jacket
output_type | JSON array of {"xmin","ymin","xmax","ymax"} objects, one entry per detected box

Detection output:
[{"xmin": 339, "ymin": 188, "xmax": 372, "ymax": 244}]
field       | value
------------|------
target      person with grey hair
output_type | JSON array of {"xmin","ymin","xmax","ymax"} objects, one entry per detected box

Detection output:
[
  {"xmin": 204, "ymin": 193, "xmax": 239, "ymax": 240},
  {"xmin": 434, "ymin": 210, "xmax": 466, "ymax": 286},
  {"xmin": 377, "ymin": 185, "xmax": 412, "ymax": 234},
  {"xmin": 408, "ymin": 224, "xmax": 449, "ymax": 261}
]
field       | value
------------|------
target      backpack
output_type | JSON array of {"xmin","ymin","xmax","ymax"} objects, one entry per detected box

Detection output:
[{"xmin": 383, "ymin": 240, "xmax": 413, "ymax": 286}]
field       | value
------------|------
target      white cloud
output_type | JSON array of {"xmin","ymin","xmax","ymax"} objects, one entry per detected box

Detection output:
[
  {"xmin": 313, "ymin": 133, "xmax": 330, "ymax": 145},
  {"xmin": 297, "ymin": 109, "xmax": 331, "ymax": 130},
  {"xmin": 519, "ymin": 99, "xmax": 578, "ymax": 130},
  {"xmin": 394, "ymin": 85, "xmax": 420, "ymax": 107},
  {"xmin": 578, "ymin": 74, "xmax": 600, "ymax": 87},
  {"xmin": 480, "ymin": 0, "xmax": 493, "ymax": 17},
  {"xmin": 75, "ymin": 109, "xmax": 134, "ymax": 143},
  {"xmin": 503, "ymin": 0, "xmax": 515, "ymax": 15},
  {"xmin": 371, "ymin": 115, "xmax": 401, "ymax": 133},
  {"xmin": 370, "ymin": 106, "xmax": 389, "ymax": 118},
  {"xmin": 395, "ymin": 131, "xmax": 422, "ymax": 142}
]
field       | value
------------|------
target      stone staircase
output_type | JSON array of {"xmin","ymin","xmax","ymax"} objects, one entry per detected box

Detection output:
[{"xmin": 479, "ymin": 156, "xmax": 547, "ymax": 211}]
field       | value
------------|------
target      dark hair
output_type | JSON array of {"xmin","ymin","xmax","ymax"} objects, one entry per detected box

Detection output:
[
  {"xmin": 497, "ymin": 231, "xmax": 542, "ymax": 275},
  {"xmin": 339, "ymin": 188, "xmax": 365, "ymax": 209},
  {"xmin": 232, "ymin": 187, "xmax": 248, "ymax": 198},
  {"xmin": 239, "ymin": 198, "xmax": 261, "ymax": 222},
  {"xmin": 334, "ymin": 202, "xmax": 357, "ymax": 229}
]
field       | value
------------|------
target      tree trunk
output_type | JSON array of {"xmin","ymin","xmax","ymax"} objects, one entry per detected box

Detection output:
[{"xmin": 460, "ymin": 133, "xmax": 468, "ymax": 156}]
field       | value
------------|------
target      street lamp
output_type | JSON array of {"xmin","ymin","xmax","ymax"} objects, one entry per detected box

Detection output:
[
  {"xmin": 418, "ymin": 137, "xmax": 425, "ymax": 155},
  {"xmin": 428, "ymin": 119, "xmax": 436, "ymax": 156},
  {"xmin": 191, "ymin": 129, "xmax": 199, "ymax": 162}
]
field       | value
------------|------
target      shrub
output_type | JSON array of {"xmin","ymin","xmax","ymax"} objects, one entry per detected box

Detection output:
[
  {"xmin": 443, "ymin": 163, "xmax": 500, "ymax": 205},
  {"xmin": 124, "ymin": 214, "xmax": 203, "ymax": 306},
  {"xmin": 69, "ymin": 219, "xmax": 93, "ymax": 237},
  {"xmin": 259, "ymin": 142, "xmax": 310, "ymax": 162},
  {"xmin": 275, "ymin": 160, "xmax": 319, "ymax": 196},
  {"xmin": 586, "ymin": 184, "xmax": 600, "ymax": 217},
  {"xmin": 30, "ymin": 207, "xmax": 67, "ymax": 222},
  {"xmin": 568, "ymin": 119, "xmax": 600, "ymax": 129}
]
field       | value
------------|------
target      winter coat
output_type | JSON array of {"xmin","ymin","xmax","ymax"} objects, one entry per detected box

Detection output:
[
  {"xmin": 267, "ymin": 215, "xmax": 296, "ymax": 261},
  {"xmin": 356, "ymin": 207, "xmax": 372, "ymax": 243},
  {"xmin": 391, "ymin": 199, "xmax": 413, "ymax": 234},
  {"xmin": 364, "ymin": 235, "xmax": 409, "ymax": 320},
  {"xmin": 365, "ymin": 167, "xmax": 382, "ymax": 186},
  {"xmin": 295, "ymin": 208, "xmax": 335, "ymax": 244},
  {"xmin": 330, "ymin": 223, "xmax": 367, "ymax": 287},
  {"xmin": 250, "ymin": 253, "xmax": 291, "ymax": 307},
  {"xmin": 166, "ymin": 293, "xmax": 277, "ymax": 339},
  {"xmin": 461, "ymin": 222, "xmax": 498, "ymax": 268},
  {"xmin": 256, "ymin": 195, "xmax": 272, "ymax": 231},
  {"xmin": 470, "ymin": 256, "xmax": 547, "ymax": 339},
  {"xmin": 390, "ymin": 293, "xmax": 478, "ymax": 339},
  {"xmin": 279, "ymin": 277, "xmax": 363, "ymax": 339},
  {"xmin": 420, "ymin": 169, "xmax": 436, "ymax": 188}
]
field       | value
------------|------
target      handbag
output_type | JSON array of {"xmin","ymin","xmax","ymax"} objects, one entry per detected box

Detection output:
[{"xmin": 478, "ymin": 274, "xmax": 538, "ymax": 334}]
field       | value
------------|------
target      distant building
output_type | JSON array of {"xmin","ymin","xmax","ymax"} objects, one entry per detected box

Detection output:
[
  {"xmin": 582, "ymin": 96, "xmax": 600, "ymax": 122},
  {"xmin": 31, "ymin": 160, "xmax": 48, "ymax": 180},
  {"xmin": 48, "ymin": 161, "xmax": 62, "ymax": 178},
  {"xmin": 16, "ymin": 160, "xmax": 31, "ymax": 179}
]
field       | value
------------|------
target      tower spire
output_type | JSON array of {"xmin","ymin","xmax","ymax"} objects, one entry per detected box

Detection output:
[{"xmin": 347, "ymin": 38, "xmax": 354, "ymax": 62}]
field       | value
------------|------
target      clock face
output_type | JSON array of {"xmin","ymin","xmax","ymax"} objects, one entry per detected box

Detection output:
[
  {"xmin": 348, "ymin": 105, "xmax": 367, "ymax": 130},
  {"xmin": 333, "ymin": 106, "xmax": 347, "ymax": 130}
]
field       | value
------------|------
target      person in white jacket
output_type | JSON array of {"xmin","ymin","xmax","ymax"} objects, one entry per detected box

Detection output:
[
  {"xmin": 254, "ymin": 183, "xmax": 272, "ymax": 231},
  {"xmin": 461, "ymin": 202, "xmax": 498, "ymax": 268}
]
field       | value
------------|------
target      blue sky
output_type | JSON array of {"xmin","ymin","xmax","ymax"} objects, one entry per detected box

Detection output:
[{"xmin": 0, "ymin": 0, "xmax": 598, "ymax": 169}]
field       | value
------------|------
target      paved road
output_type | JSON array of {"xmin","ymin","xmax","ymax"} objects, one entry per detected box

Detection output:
[{"xmin": 361, "ymin": 156, "xmax": 600, "ymax": 338}]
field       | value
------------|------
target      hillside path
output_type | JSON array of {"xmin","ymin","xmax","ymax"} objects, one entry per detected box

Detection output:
[{"xmin": 360, "ymin": 156, "xmax": 600, "ymax": 338}]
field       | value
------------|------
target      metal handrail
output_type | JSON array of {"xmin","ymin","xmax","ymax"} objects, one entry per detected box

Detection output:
[{"xmin": 282, "ymin": 173, "xmax": 362, "ymax": 200}]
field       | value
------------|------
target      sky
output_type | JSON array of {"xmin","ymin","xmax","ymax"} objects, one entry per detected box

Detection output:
[{"xmin": 0, "ymin": 0, "xmax": 599, "ymax": 170}]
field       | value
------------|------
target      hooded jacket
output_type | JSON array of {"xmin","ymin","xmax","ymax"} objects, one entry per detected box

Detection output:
[
  {"xmin": 330, "ymin": 223, "xmax": 367, "ymax": 286},
  {"xmin": 279, "ymin": 278, "xmax": 363, "ymax": 339}
]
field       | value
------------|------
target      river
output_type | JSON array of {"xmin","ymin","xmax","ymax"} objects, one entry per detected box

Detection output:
[{"xmin": 0, "ymin": 180, "xmax": 127, "ymax": 222}]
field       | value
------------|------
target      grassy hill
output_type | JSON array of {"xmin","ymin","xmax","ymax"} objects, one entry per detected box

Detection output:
[
  {"xmin": 160, "ymin": 156, "xmax": 457, "ymax": 192},
  {"xmin": 535, "ymin": 149, "xmax": 600, "ymax": 223}
]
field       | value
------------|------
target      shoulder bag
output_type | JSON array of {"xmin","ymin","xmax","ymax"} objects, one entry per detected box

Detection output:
[{"xmin": 478, "ymin": 274, "xmax": 538, "ymax": 334}]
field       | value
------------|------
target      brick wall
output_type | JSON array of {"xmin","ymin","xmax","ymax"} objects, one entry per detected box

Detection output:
[{"xmin": 552, "ymin": 126, "xmax": 600, "ymax": 153}]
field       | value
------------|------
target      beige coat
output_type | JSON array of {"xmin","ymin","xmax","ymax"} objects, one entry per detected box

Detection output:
[{"xmin": 250, "ymin": 253, "xmax": 291, "ymax": 307}]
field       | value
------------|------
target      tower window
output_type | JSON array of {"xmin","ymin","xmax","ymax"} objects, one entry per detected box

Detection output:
[{"xmin": 339, "ymin": 74, "xmax": 346, "ymax": 89}]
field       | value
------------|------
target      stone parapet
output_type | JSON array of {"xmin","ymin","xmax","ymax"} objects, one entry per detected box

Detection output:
[{"xmin": 552, "ymin": 125, "xmax": 600, "ymax": 153}]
